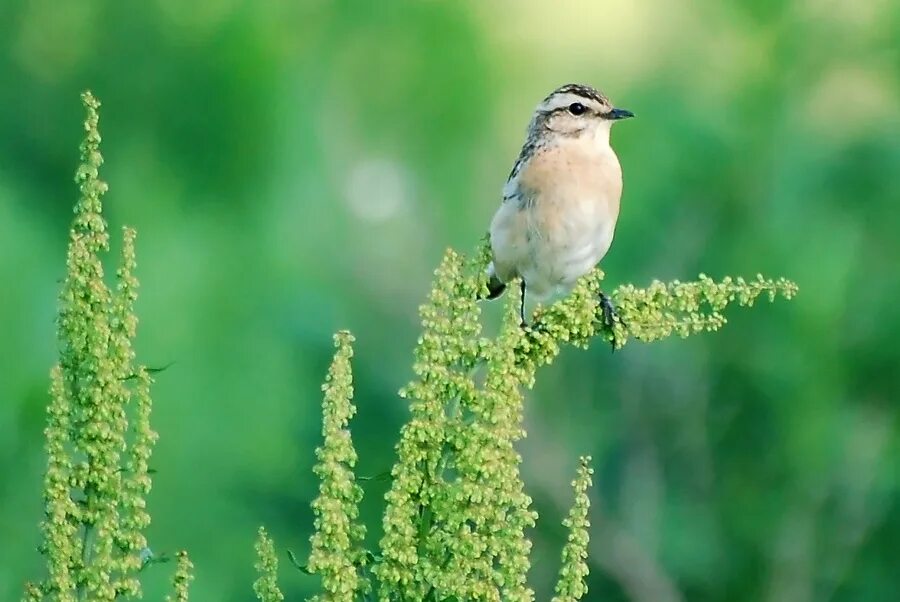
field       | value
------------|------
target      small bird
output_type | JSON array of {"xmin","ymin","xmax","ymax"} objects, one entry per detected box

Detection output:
[{"xmin": 486, "ymin": 83, "xmax": 634, "ymax": 327}]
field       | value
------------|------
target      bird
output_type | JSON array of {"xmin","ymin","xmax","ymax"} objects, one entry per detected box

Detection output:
[{"xmin": 485, "ymin": 83, "xmax": 634, "ymax": 330}]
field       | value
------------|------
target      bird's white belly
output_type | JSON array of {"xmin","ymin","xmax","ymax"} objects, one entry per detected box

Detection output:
[{"xmin": 521, "ymin": 205, "xmax": 615, "ymax": 299}]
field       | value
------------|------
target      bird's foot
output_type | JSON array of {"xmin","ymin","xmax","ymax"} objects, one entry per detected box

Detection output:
[
  {"xmin": 518, "ymin": 279, "xmax": 527, "ymax": 328},
  {"xmin": 599, "ymin": 291, "xmax": 625, "ymax": 351}
]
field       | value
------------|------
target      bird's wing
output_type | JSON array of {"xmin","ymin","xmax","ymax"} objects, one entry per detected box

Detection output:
[
  {"xmin": 489, "ymin": 193, "xmax": 533, "ymax": 283},
  {"xmin": 504, "ymin": 139, "xmax": 536, "ymax": 194}
]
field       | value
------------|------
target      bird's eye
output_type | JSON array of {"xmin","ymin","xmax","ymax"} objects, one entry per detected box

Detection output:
[{"xmin": 568, "ymin": 102, "xmax": 587, "ymax": 115}]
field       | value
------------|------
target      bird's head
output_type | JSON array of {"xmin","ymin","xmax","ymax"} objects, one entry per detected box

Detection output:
[{"xmin": 529, "ymin": 83, "xmax": 634, "ymax": 144}]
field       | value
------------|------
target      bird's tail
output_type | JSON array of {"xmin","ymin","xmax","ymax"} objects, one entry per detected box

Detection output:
[
  {"xmin": 486, "ymin": 273, "xmax": 507, "ymax": 299},
  {"xmin": 481, "ymin": 262, "xmax": 507, "ymax": 299}
]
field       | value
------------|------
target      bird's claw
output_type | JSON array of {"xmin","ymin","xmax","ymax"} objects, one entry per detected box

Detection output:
[{"xmin": 599, "ymin": 292, "xmax": 625, "ymax": 351}]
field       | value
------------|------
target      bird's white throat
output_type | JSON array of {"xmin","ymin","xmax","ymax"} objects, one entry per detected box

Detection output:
[{"xmin": 589, "ymin": 120, "xmax": 613, "ymax": 149}]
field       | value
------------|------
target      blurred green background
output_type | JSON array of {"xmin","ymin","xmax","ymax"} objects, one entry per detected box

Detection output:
[{"xmin": 2, "ymin": 1, "xmax": 899, "ymax": 600}]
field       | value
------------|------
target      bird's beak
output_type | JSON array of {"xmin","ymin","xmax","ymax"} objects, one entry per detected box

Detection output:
[{"xmin": 606, "ymin": 107, "xmax": 635, "ymax": 120}]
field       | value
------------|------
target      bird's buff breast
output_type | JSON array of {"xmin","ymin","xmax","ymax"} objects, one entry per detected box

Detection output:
[
  {"xmin": 492, "ymin": 143, "xmax": 622, "ymax": 299},
  {"xmin": 522, "ymin": 195, "xmax": 617, "ymax": 298}
]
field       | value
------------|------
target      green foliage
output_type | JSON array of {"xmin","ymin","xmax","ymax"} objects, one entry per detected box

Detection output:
[
  {"xmin": 253, "ymin": 528, "xmax": 284, "ymax": 602},
  {"xmin": 165, "ymin": 552, "xmax": 194, "ymax": 602},
  {"xmin": 260, "ymin": 247, "xmax": 795, "ymax": 600},
  {"xmin": 307, "ymin": 331, "xmax": 370, "ymax": 600},
  {"xmin": 551, "ymin": 457, "xmax": 594, "ymax": 602},
  {"xmin": 23, "ymin": 93, "xmax": 190, "ymax": 601},
  {"xmin": 612, "ymin": 275, "xmax": 799, "ymax": 345}
]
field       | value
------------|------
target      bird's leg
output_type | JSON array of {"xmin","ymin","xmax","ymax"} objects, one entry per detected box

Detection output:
[
  {"xmin": 599, "ymin": 291, "xmax": 625, "ymax": 350},
  {"xmin": 519, "ymin": 280, "xmax": 527, "ymax": 327}
]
